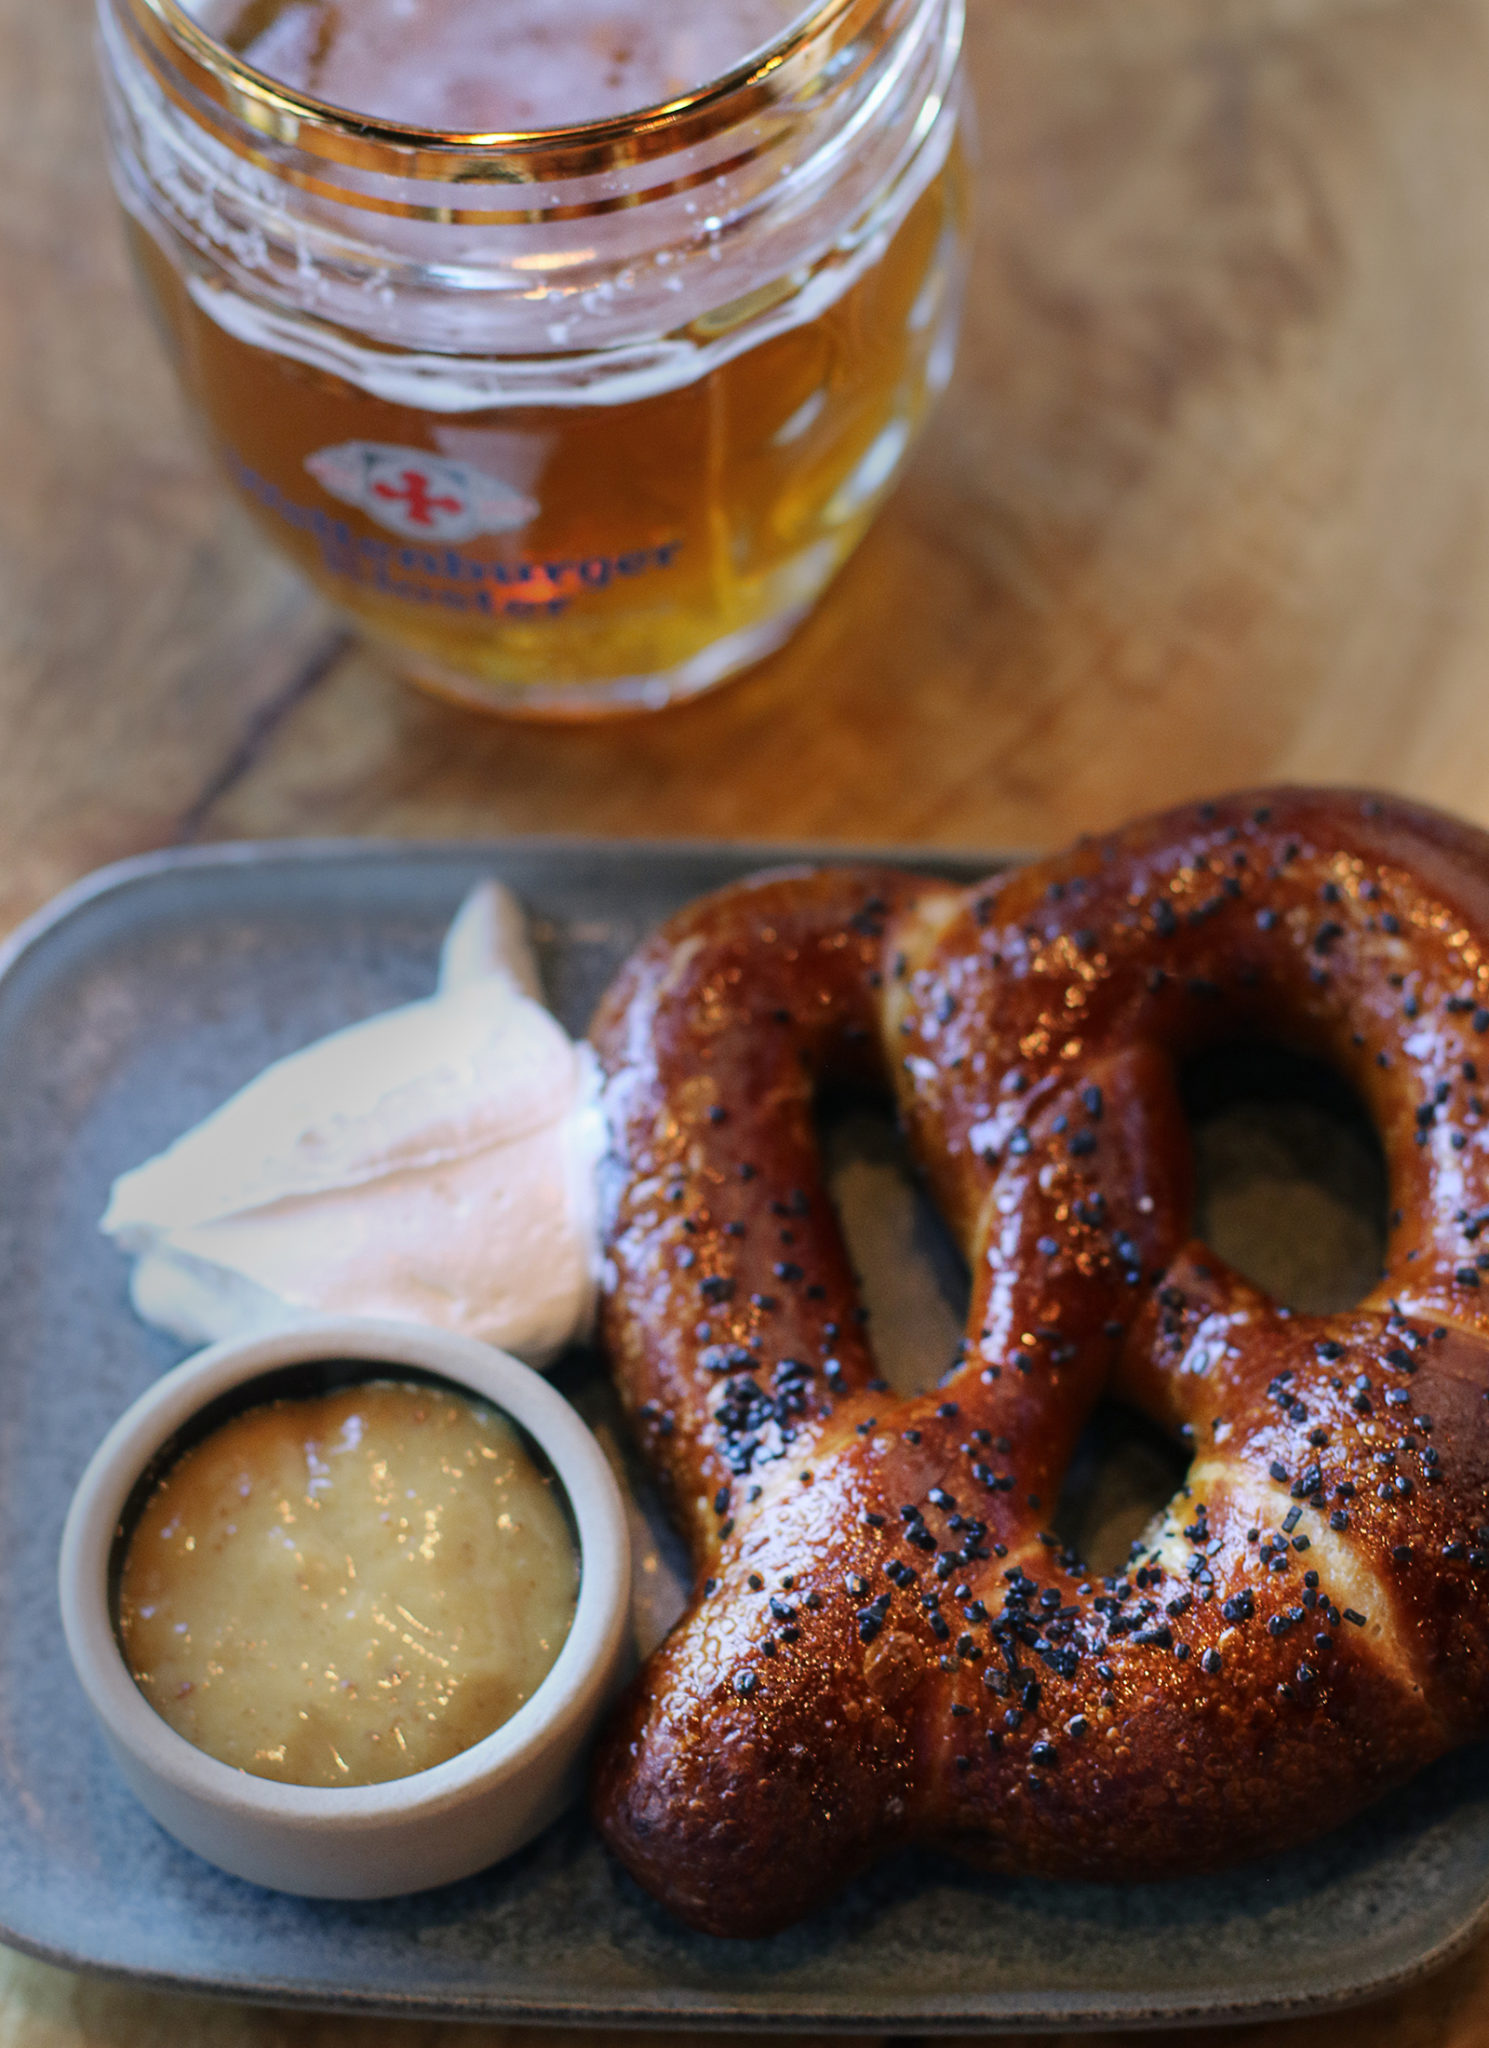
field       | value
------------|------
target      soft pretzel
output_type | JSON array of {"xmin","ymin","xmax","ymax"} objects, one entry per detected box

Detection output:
[{"xmin": 589, "ymin": 789, "xmax": 1489, "ymax": 1937}]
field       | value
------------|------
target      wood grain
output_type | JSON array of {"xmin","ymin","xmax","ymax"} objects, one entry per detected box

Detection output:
[
  {"xmin": 0, "ymin": 0, "xmax": 341, "ymax": 940},
  {"xmin": 7, "ymin": 0, "xmax": 1489, "ymax": 2036}
]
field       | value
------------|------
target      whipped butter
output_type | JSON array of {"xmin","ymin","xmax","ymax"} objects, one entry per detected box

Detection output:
[
  {"xmin": 116, "ymin": 1379, "xmax": 579, "ymax": 1786},
  {"xmin": 101, "ymin": 884, "xmax": 605, "ymax": 1365}
]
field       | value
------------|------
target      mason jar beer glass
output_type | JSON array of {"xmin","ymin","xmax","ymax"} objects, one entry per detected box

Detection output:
[{"xmin": 98, "ymin": 0, "xmax": 968, "ymax": 718}]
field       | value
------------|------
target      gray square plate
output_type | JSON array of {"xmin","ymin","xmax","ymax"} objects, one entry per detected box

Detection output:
[{"xmin": 2, "ymin": 838, "xmax": 1487, "ymax": 2030}]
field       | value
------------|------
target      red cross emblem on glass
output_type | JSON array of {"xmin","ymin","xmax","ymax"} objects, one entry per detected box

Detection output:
[
  {"xmin": 371, "ymin": 468, "xmax": 465, "ymax": 530},
  {"xmin": 305, "ymin": 442, "xmax": 538, "ymax": 543}
]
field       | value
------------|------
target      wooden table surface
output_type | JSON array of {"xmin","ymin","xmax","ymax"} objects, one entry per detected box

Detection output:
[{"xmin": 7, "ymin": 0, "xmax": 1489, "ymax": 2037}]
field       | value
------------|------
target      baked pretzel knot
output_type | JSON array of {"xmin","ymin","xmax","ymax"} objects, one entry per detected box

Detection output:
[{"xmin": 590, "ymin": 789, "xmax": 1489, "ymax": 1937}]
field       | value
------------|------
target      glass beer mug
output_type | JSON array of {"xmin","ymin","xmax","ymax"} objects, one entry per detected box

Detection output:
[{"xmin": 97, "ymin": 0, "xmax": 969, "ymax": 718}]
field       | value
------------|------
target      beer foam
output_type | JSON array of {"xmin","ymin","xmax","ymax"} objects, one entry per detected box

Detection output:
[
  {"xmin": 165, "ymin": 60, "xmax": 957, "ymax": 393},
  {"xmin": 179, "ymin": 97, "xmax": 956, "ymax": 409},
  {"xmin": 190, "ymin": 0, "xmax": 806, "ymax": 129}
]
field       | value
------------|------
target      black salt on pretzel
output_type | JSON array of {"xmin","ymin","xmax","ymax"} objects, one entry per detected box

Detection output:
[{"xmin": 589, "ymin": 789, "xmax": 1489, "ymax": 1936}]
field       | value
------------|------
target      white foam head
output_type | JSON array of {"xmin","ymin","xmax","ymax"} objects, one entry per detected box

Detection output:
[{"xmin": 191, "ymin": 0, "xmax": 807, "ymax": 129}]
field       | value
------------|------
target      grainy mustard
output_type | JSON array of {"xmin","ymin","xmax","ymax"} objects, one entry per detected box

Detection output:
[{"xmin": 117, "ymin": 1381, "xmax": 577, "ymax": 1786}]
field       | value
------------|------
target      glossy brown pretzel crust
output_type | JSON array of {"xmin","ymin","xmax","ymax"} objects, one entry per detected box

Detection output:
[{"xmin": 589, "ymin": 789, "xmax": 1489, "ymax": 1937}]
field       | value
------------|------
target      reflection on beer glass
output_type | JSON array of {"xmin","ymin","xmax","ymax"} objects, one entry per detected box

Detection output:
[{"xmin": 98, "ymin": 0, "xmax": 969, "ymax": 717}]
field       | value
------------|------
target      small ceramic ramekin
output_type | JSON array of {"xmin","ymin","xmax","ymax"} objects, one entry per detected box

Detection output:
[{"xmin": 59, "ymin": 1317, "xmax": 631, "ymax": 1898}]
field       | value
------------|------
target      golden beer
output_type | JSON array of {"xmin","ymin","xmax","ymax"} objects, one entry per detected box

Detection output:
[{"xmin": 100, "ymin": 0, "xmax": 969, "ymax": 717}]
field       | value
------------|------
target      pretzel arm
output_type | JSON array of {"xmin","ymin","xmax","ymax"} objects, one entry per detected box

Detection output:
[{"xmin": 594, "ymin": 865, "xmax": 928, "ymax": 1565}]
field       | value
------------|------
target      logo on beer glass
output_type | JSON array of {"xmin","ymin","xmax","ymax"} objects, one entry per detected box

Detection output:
[{"xmin": 305, "ymin": 442, "xmax": 538, "ymax": 543}]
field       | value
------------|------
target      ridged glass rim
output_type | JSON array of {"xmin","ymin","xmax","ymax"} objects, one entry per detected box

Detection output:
[{"xmin": 118, "ymin": 0, "xmax": 892, "ymax": 183}]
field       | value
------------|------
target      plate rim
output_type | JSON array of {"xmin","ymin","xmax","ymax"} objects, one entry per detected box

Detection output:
[
  {"xmin": 0, "ymin": 1887, "xmax": 1483, "ymax": 2034},
  {"xmin": 0, "ymin": 830, "xmax": 1022, "ymax": 992}
]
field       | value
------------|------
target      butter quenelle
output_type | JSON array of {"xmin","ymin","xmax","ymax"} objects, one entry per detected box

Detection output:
[{"xmin": 117, "ymin": 1377, "xmax": 578, "ymax": 1788}]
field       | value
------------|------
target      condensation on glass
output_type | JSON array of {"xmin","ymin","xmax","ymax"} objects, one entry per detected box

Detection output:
[{"xmin": 98, "ymin": 0, "xmax": 970, "ymax": 717}]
